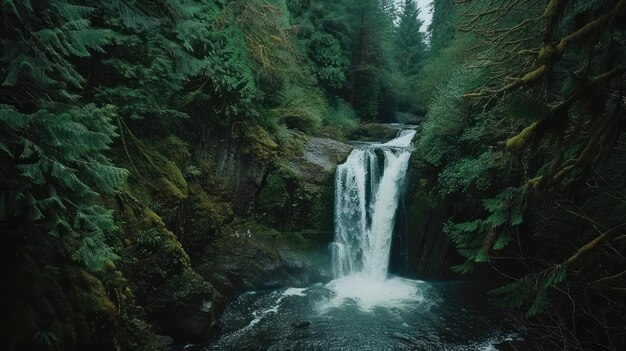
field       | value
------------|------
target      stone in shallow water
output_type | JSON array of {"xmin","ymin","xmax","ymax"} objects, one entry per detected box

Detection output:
[{"xmin": 291, "ymin": 320, "xmax": 311, "ymax": 329}]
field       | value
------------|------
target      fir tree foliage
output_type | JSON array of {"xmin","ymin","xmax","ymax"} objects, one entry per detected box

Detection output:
[
  {"xmin": 446, "ymin": 187, "xmax": 526, "ymax": 273},
  {"xmin": 0, "ymin": 0, "xmax": 128, "ymax": 271},
  {"xmin": 91, "ymin": 0, "xmax": 238, "ymax": 122},
  {"xmin": 490, "ymin": 263, "xmax": 567, "ymax": 317},
  {"xmin": 395, "ymin": 0, "xmax": 426, "ymax": 75},
  {"xmin": 290, "ymin": 0, "xmax": 427, "ymax": 120}
]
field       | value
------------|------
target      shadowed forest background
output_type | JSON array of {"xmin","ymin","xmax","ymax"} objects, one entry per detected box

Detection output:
[{"xmin": 1, "ymin": 0, "xmax": 625, "ymax": 350}]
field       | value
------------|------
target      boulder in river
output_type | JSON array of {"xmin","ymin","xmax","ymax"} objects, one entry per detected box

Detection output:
[{"xmin": 291, "ymin": 320, "xmax": 311, "ymax": 329}]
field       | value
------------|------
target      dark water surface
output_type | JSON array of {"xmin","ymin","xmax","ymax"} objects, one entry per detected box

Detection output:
[{"xmin": 196, "ymin": 276, "xmax": 522, "ymax": 351}]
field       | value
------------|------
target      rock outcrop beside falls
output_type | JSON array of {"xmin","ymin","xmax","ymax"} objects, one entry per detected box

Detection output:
[
  {"xmin": 255, "ymin": 135, "xmax": 352, "ymax": 231},
  {"xmin": 224, "ymin": 136, "xmax": 353, "ymax": 288},
  {"xmin": 286, "ymin": 136, "xmax": 354, "ymax": 184},
  {"xmin": 391, "ymin": 154, "xmax": 461, "ymax": 279}
]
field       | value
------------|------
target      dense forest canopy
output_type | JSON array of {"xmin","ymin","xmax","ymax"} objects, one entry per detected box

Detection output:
[{"xmin": 1, "ymin": 0, "xmax": 625, "ymax": 350}]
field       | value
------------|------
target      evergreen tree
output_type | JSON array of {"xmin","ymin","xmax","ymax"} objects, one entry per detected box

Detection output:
[
  {"xmin": 428, "ymin": 0, "xmax": 458, "ymax": 55},
  {"xmin": 0, "ymin": 0, "xmax": 128, "ymax": 271},
  {"xmin": 346, "ymin": 0, "xmax": 398, "ymax": 120},
  {"xmin": 395, "ymin": 0, "xmax": 425, "ymax": 75}
]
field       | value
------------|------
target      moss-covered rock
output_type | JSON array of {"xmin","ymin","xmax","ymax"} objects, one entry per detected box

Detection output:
[
  {"xmin": 286, "ymin": 136, "xmax": 353, "ymax": 184},
  {"xmin": 160, "ymin": 136, "xmax": 192, "ymax": 164},
  {"xmin": 256, "ymin": 170, "xmax": 290, "ymax": 210},
  {"xmin": 115, "ymin": 202, "xmax": 216, "ymax": 341},
  {"xmin": 193, "ymin": 125, "xmax": 273, "ymax": 214},
  {"xmin": 254, "ymin": 163, "xmax": 334, "ymax": 235},
  {"xmin": 179, "ymin": 184, "xmax": 234, "ymax": 257},
  {"xmin": 349, "ymin": 123, "xmax": 399, "ymax": 142}
]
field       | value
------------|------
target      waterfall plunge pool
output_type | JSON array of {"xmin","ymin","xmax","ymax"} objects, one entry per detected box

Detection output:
[{"xmin": 199, "ymin": 276, "xmax": 522, "ymax": 351}]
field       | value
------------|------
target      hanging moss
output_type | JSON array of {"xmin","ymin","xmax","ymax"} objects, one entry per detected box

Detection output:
[
  {"xmin": 161, "ymin": 162, "xmax": 188, "ymax": 194},
  {"xmin": 160, "ymin": 136, "xmax": 192, "ymax": 164},
  {"xmin": 156, "ymin": 177, "xmax": 186, "ymax": 201},
  {"xmin": 506, "ymin": 122, "xmax": 538, "ymax": 153},
  {"xmin": 241, "ymin": 123, "xmax": 279, "ymax": 160}
]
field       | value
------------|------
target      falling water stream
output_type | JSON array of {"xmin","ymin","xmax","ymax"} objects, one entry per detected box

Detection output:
[
  {"xmin": 201, "ymin": 128, "xmax": 521, "ymax": 351},
  {"xmin": 332, "ymin": 129, "xmax": 415, "ymax": 279}
]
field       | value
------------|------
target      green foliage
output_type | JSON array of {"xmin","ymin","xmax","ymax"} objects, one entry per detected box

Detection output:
[
  {"xmin": 307, "ymin": 32, "xmax": 350, "ymax": 90},
  {"xmin": 0, "ymin": 1, "xmax": 110, "ymax": 92},
  {"xmin": 0, "ymin": 0, "xmax": 129, "ymax": 271},
  {"xmin": 418, "ymin": 65, "xmax": 483, "ymax": 167},
  {"xmin": 322, "ymin": 98, "xmax": 359, "ymax": 139},
  {"xmin": 490, "ymin": 264, "xmax": 568, "ymax": 317},
  {"xmin": 0, "ymin": 104, "xmax": 126, "ymax": 270},
  {"xmin": 90, "ymin": 0, "xmax": 259, "ymax": 123},
  {"xmin": 272, "ymin": 84, "xmax": 325, "ymax": 133},
  {"xmin": 446, "ymin": 187, "xmax": 526, "ymax": 272},
  {"xmin": 290, "ymin": 0, "xmax": 426, "ymax": 121},
  {"xmin": 35, "ymin": 329, "xmax": 61, "ymax": 349},
  {"xmin": 428, "ymin": 0, "xmax": 460, "ymax": 56},
  {"xmin": 227, "ymin": 0, "xmax": 300, "ymax": 82},
  {"xmin": 503, "ymin": 92, "xmax": 551, "ymax": 122},
  {"xmin": 289, "ymin": 0, "xmax": 353, "ymax": 96},
  {"xmin": 437, "ymin": 152, "xmax": 494, "ymax": 196},
  {"xmin": 184, "ymin": 25, "xmax": 259, "ymax": 124},
  {"xmin": 271, "ymin": 83, "xmax": 358, "ymax": 138},
  {"xmin": 395, "ymin": 0, "xmax": 426, "ymax": 76},
  {"xmin": 414, "ymin": 35, "xmax": 474, "ymax": 109}
]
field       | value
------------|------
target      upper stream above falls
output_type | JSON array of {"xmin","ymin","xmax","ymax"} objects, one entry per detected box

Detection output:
[{"xmin": 199, "ymin": 129, "xmax": 522, "ymax": 351}]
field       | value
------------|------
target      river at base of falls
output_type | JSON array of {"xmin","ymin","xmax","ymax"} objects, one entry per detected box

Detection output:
[{"xmin": 197, "ymin": 276, "xmax": 522, "ymax": 351}]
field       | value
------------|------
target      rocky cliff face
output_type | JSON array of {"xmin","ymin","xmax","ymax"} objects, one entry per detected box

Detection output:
[
  {"xmin": 254, "ymin": 133, "xmax": 352, "ymax": 232},
  {"xmin": 214, "ymin": 134, "xmax": 353, "ymax": 290},
  {"xmin": 193, "ymin": 125, "xmax": 276, "ymax": 215},
  {"xmin": 286, "ymin": 136, "xmax": 353, "ymax": 184},
  {"xmin": 390, "ymin": 154, "xmax": 461, "ymax": 279}
]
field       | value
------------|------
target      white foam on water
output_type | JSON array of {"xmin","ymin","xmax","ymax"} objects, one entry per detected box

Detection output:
[
  {"xmin": 237, "ymin": 287, "xmax": 308, "ymax": 332},
  {"xmin": 474, "ymin": 332, "xmax": 522, "ymax": 351},
  {"xmin": 321, "ymin": 274, "xmax": 426, "ymax": 312},
  {"xmin": 283, "ymin": 287, "xmax": 307, "ymax": 297}
]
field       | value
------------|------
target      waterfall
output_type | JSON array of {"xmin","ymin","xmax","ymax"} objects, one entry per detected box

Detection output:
[{"xmin": 331, "ymin": 129, "xmax": 416, "ymax": 280}]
